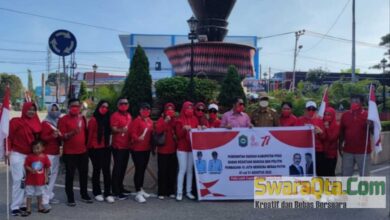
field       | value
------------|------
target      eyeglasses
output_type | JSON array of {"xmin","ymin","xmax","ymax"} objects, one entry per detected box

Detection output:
[
  {"xmin": 119, "ymin": 103, "xmax": 129, "ymax": 106},
  {"xmin": 238, "ymin": 103, "xmax": 245, "ymax": 106},
  {"xmin": 209, "ymin": 109, "xmax": 218, "ymax": 113},
  {"xmin": 197, "ymin": 108, "xmax": 206, "ymax": 112},
  {"xmin": 306, "ymin": 107, "xmax": 316, "ymax": 111}
]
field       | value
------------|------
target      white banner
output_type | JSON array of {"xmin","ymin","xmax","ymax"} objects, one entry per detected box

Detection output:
[{"xmin": 190, "ymin": 126, "xmax": 316, "ymax": 200}]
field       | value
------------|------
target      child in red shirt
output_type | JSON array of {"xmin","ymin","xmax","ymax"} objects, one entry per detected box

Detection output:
[{"xmin": 23, "ymin": 140, "xmax": 51, "ymax": 216}]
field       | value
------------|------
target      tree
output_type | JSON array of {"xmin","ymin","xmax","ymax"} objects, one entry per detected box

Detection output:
[
  {"xmin": 0, "ymin": 73, "xmax": 23, "ymax": 103},
  {"xmin": 306, "ymin": 68, "xmax": 328, "ymax": 85},
  {"xmin": 340, "ymin": 68, "xmax": 361, "ymax": 74},
  {"xmin": 46, "ymin": 72, "xmax": 68, "ymax": 86},
  {"xmin": 27, "ymin": 69, "xmax": 36, "ymax": 100},
  {"xmin": 379, "ymin": 33, "xmax": 390, "ymax": 47},
  {"xmin": 78, "ymin": 81, "xmax": 88, "ymax": 101},
  {"xmin": 217, "ymin": 65, "xmax": 246, "ymax": 111},
  {"xmin": 96, "ymin": 84, "xmax": 122, "ymax": 112},
  {"xmin": 121, "ymin": 45, "xmax": 152, "ymax": 117}
]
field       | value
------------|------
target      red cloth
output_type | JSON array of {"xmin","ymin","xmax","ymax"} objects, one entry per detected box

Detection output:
[
  {"xmin": 323, "ymin": 108, "xmax": 340, "ymax": 159},
  {"xmin": 110, "ymin": 112, "xmax": 132, "ymax": 149},
  {"xmin": 58, "ymin": 114, "xmax": 87, "ymax": 154},
  {"xmin": 130, "ymin": 116, "xmax": 153, "ymax": 151},
  {"xmin": 340, "ymin": 109, "xmax": 371, "ymax": 154},
  {"xmin": 297, "ymin": 116, "xmax": 327, "ymax": 152},
  {"xmin": 25, "ymin": 154, "xmax": 50, "ymax": 186},
  {"xmin": 155, "ymin": 117, "xmax": 177, "ymax": 154},
  {"xmin": 279, "ymin": 114, "xmax": 298, "ymax": 126},
  {"xmin": 9, "ymin": 102, "xmax": 41, "ymax": 154},
  {"xmin": 40, "ymin": 121, "xmax": 61, "ymax": 155},
  {"xmin": 176, "ymin": 101, "xmax": 199, "ymax": 152},
  {"xmin": 208, "ymin": 118, "xmax": 221, "ymax": 128},
  {"xmin": 87, "ymin": 117, "xmax": 106, "ymax": 149},
  {"xmin": 194, "ymin": 102, "xmax": 209, "ymax": 127}
]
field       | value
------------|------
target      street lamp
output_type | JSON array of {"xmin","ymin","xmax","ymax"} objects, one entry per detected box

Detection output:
[
  {"xmin": 92, "ymin": 64, "xmax": 98, "ymax": 101},
  {"xmin": 291, "ymin": 29, "xmax": 305, "ymax": 92},
  {"xmin": 187, "ymin": 16, "xmax": 198, "ymax": 99}
]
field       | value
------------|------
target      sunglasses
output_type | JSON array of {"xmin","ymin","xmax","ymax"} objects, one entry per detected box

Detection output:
[
  {"xmin": 306, "ymin": 107, "xmax": 316, "ymax": 111},
  {"xmin": 197, "ymin": 108, "xmax": 206, "ymax": 112},
  {"xmin": 209, "ymin": 109, "xmax": 218, "ymax": 113},
  {"xmin": 238, "ymin": 103, "xmax": 245, "ymax": 106}
]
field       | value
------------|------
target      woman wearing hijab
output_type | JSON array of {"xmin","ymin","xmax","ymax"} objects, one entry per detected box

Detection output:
[
  {"xmin": 8, "ymin": 102, "xmax": 41, "ymax": 216},
  {"xmin": 323, "ymin": 107, "xmax": 340, "ymax": 176},
  {"xmin": 155, "ymin": 103, "xmax": 177, "ymax": 200},
  {"xmin": 194, "ymin": 102, "xmax": 209, "ymax": 128},
  {"xmin": 130, "ymin": 103, "xmax": 154, "ymax": 203},
  {"xmin": 87, "ymin": 100, "xmax": 114, "ymax": 203},
  {"xmin": 175, "ymin": 101, "xmax": 198, "ymax": 201},
  {"xmin": 40, "ymin": 103, "xmax": 62, "ymax": 209}
]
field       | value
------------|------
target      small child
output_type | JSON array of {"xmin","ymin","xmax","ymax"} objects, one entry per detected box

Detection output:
[{"xmin": 22, "ymin": 140, "xmax": 51, "ymax": 217}]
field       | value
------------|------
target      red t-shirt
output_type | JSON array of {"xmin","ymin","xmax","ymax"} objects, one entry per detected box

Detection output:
[
  {"xmin": 87, "ymin": 117, "xmax": 106, "ymax": 149},
  {"xmin": 175, "ymin": 117, "xmax": 199, "ymax": 152},
  {"xmin": 25, "ymin": 154, "xmax": 51, "ymax": 186},
  {"xmin": 58, "ymin": 114, "xmax": 87, "ymax": 154},
  {"xmin": 155, "ymin": 117, "xmax": 177, "ymax": 154},
  {"xmin": 130, "ymin": 116, "xmax": 153, "ymax": 151},
  {"xmin": 208, "ymin": 119, "xmax": 221, "ymax": 128},
  {"xmin": 40, "ymin": 121, "xmax": 61, "ymax": 155},
  {"xmin": 9, "ymin": 118, "xmax": 38, "ymax": 155},
  {"xmin": 297, "ymin": 116, "xmax": 327, "ymax": 152},
  {"xmin": 340, "ymin": 109, "xmax": 371, "ymax": 154},
  {"xmin": 279, "ymin": 114, "xmax": 298, "ymax": 126},
  {"xmin": 110, "ymin": 112, "xmax": 132, "ymax": 149}
]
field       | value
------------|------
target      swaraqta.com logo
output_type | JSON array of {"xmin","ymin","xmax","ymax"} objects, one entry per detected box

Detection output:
[{"xmin": 253, "ymin": 176, "xmax": 386, "ymax": 208}]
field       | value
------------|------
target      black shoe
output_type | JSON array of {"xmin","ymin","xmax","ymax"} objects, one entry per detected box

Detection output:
[
  {"xmin": 115, "ymin": 194, "xmax": 128, "ymax": 201},
  {"xmin": 122, "ymin": 189, "xmax": 132, "ymax": 196},
  {"xmin": 11, "ymin": 209, "xmax": 20, "ymax": 216},
  {"xmin": 19, "ymin": 207, "xmax": 27, "ymax": 212},
  {"xmin": 81, "ymin": 195, "xmax": 93, "ymax": 204},
  {"xmin": 67, "ymin": 199, "xmax": 76, "ymax": 207}
]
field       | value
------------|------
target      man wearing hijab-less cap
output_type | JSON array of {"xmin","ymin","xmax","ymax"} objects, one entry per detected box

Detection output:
[
  {"xmin": 207, "ymin": 103, "xmax": 221, "ymax": 128},
  {"xmin": 250, "ymin": 92, "xmax": 279, "ymax": 127}
]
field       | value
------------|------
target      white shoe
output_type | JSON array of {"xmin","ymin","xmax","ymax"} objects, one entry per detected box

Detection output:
[
  {"xmin": 94, "ymin": 195, "xmax": 104, "ymax": 202},
  {"xmin": 169, "ymin": 194, "xmax": 176, "ymax": 199},
  {"xmin": 186, "ymin": 193, "xmax": 195, "ymax": 200},
  {"xmin": 176, "ymin": 193, "xmax": 183, "ymax": 201},
  {"xmin": 158, "ymin": 196, "xmax": 165, "ymax": 200},
  {"xmin": 135, "ymin": 193, "xmax": 146, "ymax": 203},
  {"xmin": 105, "ymin": 196, "xmax": 115, "ymax": 203},
  {"xmin": 140, "ymin": 189, "xmax": 150, "ymax": 198}
]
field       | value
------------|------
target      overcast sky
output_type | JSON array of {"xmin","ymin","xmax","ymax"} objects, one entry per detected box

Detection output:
[{"xmin": 0, "ymin": 0, "xmax": 389, "ymax": 87}]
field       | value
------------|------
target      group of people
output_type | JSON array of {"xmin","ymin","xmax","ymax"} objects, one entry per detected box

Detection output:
[{"xmin": 5, "ymin": 90, "xmax": 373, "ymax": 216}]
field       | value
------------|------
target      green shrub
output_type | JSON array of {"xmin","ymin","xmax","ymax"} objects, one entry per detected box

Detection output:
[{"xmin": 382, "ymin": 121, "xmax": 390, "ymax": 132}]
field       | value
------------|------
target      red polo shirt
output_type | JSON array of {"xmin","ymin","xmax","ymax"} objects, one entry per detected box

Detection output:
[
  {"xmin": 40, "ymin": 121, "xmax": 61, "ymax": 155},
  {"xmin": 340, "ymin": 109, "xmax": 371, "ymax": 154},
  {"xmin": 58, "ymin": 114, "xmax": 87, "ymax": 155},
  {"xmin": 87, "ymin": 117, "xmax": 106, "ymax": 149},
  {"xmin": 110, "ymin": 112, "xmax": 132, "ymax": 149},
  {"xmin": 155, "ymin": 117, "xmax": 177, "ymax": 154},
  {"xmin": 130, "ymin": 116, "xmax": 153, "ymax": 151}
]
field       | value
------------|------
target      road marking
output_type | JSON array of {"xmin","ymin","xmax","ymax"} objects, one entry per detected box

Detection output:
[{"xmin": 370, "ymin": 165, "xmax": 390, "ymax": 174}]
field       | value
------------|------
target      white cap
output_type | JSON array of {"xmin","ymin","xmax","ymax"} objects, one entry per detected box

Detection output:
[
  {"xmin": 305, "ymin": 101, "xmax": 317, "ymax": 108},
  {"xmin": 208, "ymin": 103, "xmax": 219, "ymax": 111}
]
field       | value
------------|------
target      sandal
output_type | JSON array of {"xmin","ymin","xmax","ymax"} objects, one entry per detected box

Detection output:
[
  {"xmin": 38, "ymin": 209, "xmax": 50, "ymax": 214},
  {"xmin": 21, "ymin": 210, "xmax": 31, "ymax": 217}
]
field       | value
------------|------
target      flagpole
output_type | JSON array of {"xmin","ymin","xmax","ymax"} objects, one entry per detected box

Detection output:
[
  {"xmin": 362, "ymin": 123, "xmax": 370, "ymax": 176},
  {"xmin": 5, "ymin": 139, "xmax": 10, "ymax": 220}
]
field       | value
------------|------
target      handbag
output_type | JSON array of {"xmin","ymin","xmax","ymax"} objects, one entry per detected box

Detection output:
[{"xmin": 153, "ymin": 131, "xmax": 166, "ymax": 147}]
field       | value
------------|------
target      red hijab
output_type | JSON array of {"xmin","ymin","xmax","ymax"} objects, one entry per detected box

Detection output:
[
  {"xmin": 323, "ymin": 107, "xmax": 338, "ymax": 129},
  {"xmin": 178, "ymin": 101, "xmax": 198, "ymax": 127},
  {"xmin": 194, "ymin": 102, "xmax": 209, "ymax": 126},
  {"xmin": 21, "ymin": 102, "xmax": 42, "ymax": 133}
]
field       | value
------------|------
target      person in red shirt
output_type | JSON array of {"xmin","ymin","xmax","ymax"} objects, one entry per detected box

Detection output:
[
  {"xmin": 340, "ymin": 94, "xmax": 373, "ymax": 176},
  {"xmin": 297, "ymin": 101, "xmax": 327, "ymax": 176},
  {"xmin": 40, "ymin": 103, "xmax": 62, "ymax": 209},
  {"xmin": 58, "ymin": 98, "xmax": 92, "ymax": 206},
  {"xmin": 22, "ymin": 140, "xmax": 50, "ymax": 216},
  {"xmin": 110, "ymin": 98, "xmax": 132, "ymax": 200},
  {"xmin": 175, "ymin": 101, "xmax": 199, "ymax": 201},
  {"xmin": 323, "ymin": 107, "xmax": 340, "ymax": 176},
  {"xmin": 279, "ymin": 101, "xmax": 298, "ymax": 126},
  {"xmin": 194, "ymin": 102, "xmax": 209, "ymax": 128},
  {"xmin": 130, "ymin": 103, "xmax": 154, "ymax": 203},
  {"xmin": 207, "ymin": 103, "xmax": 221, "ymax": 128},
  {"xmin": 8, "ymin": 102, "xmax": 41, "ymax": 216},
  {"xmin": 87, "ymin": 100, "xmax": 114, "ymax": 203},
  {"xmin": 155, "ymin": 103, "xmax": 177, "ymax": 200}
]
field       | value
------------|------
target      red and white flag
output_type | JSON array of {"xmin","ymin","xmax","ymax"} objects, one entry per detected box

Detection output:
[
  {"xmin": 317, "ymin": 87, "xmax": 329, "ymax": 118},
  {"xmin": 0, "ymin": 85, "xmax": 10, "ymax": 159},
  {"xmin": 368, "ymin": 84, "xmax": 382, "ymax": 154}
]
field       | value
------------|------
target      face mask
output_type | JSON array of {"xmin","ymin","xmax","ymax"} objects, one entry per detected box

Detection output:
[
  {"xmin": 141, "ymin": 109, "xmax": 150, "ymax": 117},
  {"xmin": 324, "ymin": 114, "xmax": 332, "ymax": 122},
  {"xmin": 99, "ymin": 106, "xmax": 109, "ymax": 115},
  {"xmin": 259, "ymin": 100, "xmax": 269, "ymax": 108},
  {"xmin": 307, "ymin": 111, "xmax": 315, "ymax": 118},
  {"xmin": 165, "ymin": 110, "xmax": 175, "ymax": 117},
  {"xmin": 351, "ymin": 103, "xmax": 361, "ymax": 111},
  {"xmin": 185, "ymin": 109, "xmax": 194, "ymax": 117},
  {"xmin": 281, "ymin": 109, "xmax": 291, "ymax": 117},
  {"xmin": 118, "ymin": 105, "xmax": 129, "ymax": 112},
  {"xmin": 195, "ymin": 109, "xmax": 204, "ymax": 117},
  {"xmin": 209, "ymin": 113, "xmax": 217, "ymax": 120},
  {"xmin": 49, "ymin": 111, "xmax": 61, "ymax": 119},
  {"xmin": 236, "ymin": 105, "xmax": 245, "ymax": 113},
  {"xmin": 69, "ymin": 106, "xmax": 80, "ymax": 115}
]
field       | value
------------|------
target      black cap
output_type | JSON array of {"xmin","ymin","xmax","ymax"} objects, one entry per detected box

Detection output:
[{"xmin": 140, "ymin": 103, "xmax": 151, "ymax": 109}]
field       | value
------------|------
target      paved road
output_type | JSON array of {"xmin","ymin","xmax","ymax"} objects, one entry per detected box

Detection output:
[{"xmin": 0, "ymin": 162, "xmax": 389, "ymax": 220}]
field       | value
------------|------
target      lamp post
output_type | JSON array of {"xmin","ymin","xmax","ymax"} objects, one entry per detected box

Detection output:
[
  {"xmin": 380, "ymin": 58, "xmax": 387, "ymax": 112},
  {"xmin": 291, "ymin": 29, "xmax": 305, "ymax": 92},
  {"xmin": 92, "ymin": 64, "xmax": 98, "ymax": 101},
  {"xmin": 187, "ymin": 16, "xmax": 198, "ymax": 99}
]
